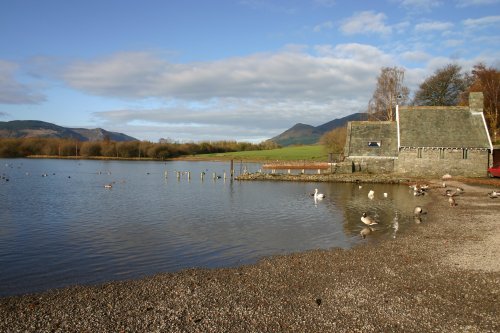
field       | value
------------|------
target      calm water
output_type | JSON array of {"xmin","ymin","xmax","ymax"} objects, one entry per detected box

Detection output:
[{"xmin": 0, "ymin": 158, "xmax": 428, "ymax": 297}]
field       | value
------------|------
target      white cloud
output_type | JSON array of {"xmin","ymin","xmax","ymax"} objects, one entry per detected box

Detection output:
[
  {"xmin": 64, "ymin": 45, "xmax": 397, "ymax": 141},
  {"xmin": 340, "ymin": 11, "xmax": 392, "ymax": 35},
  {"xmin": 0, "ymin": 60, "xmax": 46, "ymax": 104},
  {"xmin": 397, "ymin": 0, "xmax": 442, "ymax": 10},
  {"xmin": 414, "ymin": 21, "xmax": 454, "ymax": 32},
  {"xmin": 313, "ymin": 21, "xmax": 333, "ymax": 32},
  {"xmin": 401, "ymin": 50, "xmax": 431, "ymax": 63},
  {"xmin": 443, "ymin": 39, "xmax": 464, "ymax": 47},
  {"xmin": 463, "ymin": 15, "xmax": 500, "ymax": 28},
  {"xmin": 456, "ymin": 0, "xmax": 500, "ymax": 7},
  {"xmin": 62, "ymin": 47, "xmax": 391, "ymax": 103},
  {"xmin": 313, "ymin": 0, "xmax": 336, "ymax": 7}
]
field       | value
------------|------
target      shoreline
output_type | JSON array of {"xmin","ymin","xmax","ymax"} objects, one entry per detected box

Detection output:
[{"xmin": 1, "ymin": 178, "xmax": 499, "ymax": 332}]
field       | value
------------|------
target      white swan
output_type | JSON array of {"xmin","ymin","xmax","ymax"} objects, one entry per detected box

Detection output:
[
  {"xmin": 361, "ymin": 212, "xmax": 377, "ymax": 226},
  {"xmin": 368, "ymin": 190, "xmax": 375, "ymax": 199},
  {"xmin": 314, "ymin": 188, "xmax": 325, "ymax": 199}
]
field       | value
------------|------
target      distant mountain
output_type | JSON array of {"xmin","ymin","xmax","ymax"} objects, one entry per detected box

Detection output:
[
  {"xmin": 0, "ymin": 120, "xmax": 137, "ymax": 142},
  {"xmin": 268, "ymin": 113, "xmax": 366, "ymax": 146}
]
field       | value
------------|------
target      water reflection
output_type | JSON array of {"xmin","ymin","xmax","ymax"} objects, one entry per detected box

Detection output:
[{"xmin": 0, "ymin": 159, "xmax": 431, "ymax": 296}]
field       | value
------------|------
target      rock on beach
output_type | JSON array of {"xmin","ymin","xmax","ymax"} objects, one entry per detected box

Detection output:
[{"xmin": 0, "ymin": 178, "xmax": 499, "ymax": 332}]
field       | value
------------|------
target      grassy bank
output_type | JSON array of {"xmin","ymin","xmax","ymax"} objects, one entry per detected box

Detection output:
[{"xmin": 187, "ymin": 145, "xmax": 328, "ymax": 161}]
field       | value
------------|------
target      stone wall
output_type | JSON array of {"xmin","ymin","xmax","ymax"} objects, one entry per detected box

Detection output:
[
  {"xmin": 395, "ymin": 148, "xmax": 490, "ymax": 177},
  {"xmin": 346, "ymin": 157, "xmax": 395, "ymax": 174}
]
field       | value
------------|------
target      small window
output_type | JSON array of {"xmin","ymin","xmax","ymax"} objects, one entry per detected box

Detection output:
[{"xmin": 368, "ymin": 141, "xmax": 381, "ymax": 147}]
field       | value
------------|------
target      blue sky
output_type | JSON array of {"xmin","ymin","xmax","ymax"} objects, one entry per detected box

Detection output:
[{"xmin": 1, "ymin": 0, "xmax": 499, "ymax": 142}]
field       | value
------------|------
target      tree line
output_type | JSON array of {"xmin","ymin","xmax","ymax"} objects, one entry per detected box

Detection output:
[{"xmin": 0, "ymin": 137, "xmax": 279, "ymax": 159}]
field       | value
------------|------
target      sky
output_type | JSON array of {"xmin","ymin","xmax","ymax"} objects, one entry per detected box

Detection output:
[{"xmin": 0, "ymin": 0, "xmax": 499, "ymax": 142}]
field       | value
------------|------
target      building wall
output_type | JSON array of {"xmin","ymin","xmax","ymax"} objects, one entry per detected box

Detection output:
[
  {"xmin": 395, "ymin": 148, "xmax": 490, "ymax": 177},
  {"xmin": 346, "ymin": 157, "xmax": 395, "ymax": 174}
]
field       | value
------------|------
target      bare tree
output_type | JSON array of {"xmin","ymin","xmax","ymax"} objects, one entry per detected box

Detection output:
[
  {"xmin": 413, "ymin": 64, "xmax": 470, "ymax": 106},
  {"xmin": 367, "ymin": 66, "xmax": 410, "ymax": 121}
]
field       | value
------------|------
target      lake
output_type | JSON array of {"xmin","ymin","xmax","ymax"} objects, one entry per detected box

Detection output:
[{"xmin": 0, "ymin": 158, "xmax": 428, "ymax": 297}]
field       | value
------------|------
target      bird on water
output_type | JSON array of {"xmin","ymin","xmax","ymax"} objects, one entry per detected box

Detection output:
[
  {"xmin": 314, "ymin": 188, "xmax": 325, "ymax": 199},
  {"xmin": 361, "ymin": 212, "xmax": 377, "ymax": 226}
]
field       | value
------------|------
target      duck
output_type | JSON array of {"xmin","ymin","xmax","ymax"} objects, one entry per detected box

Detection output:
[
  {"xmin": 361, "ymin": 212, "xmax": 377, "ymax": 226},
  {"xmin": 314, "ymin": 188, "xmax": 325, "ymax": 199},
  {"xmin": 104, "ymin": 184, "xmax": 113, "ymax": 189}
]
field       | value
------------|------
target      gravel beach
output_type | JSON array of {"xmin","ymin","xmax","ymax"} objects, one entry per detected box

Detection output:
[{"xmin": 1, "ymin": 178, "xmax": 499, "ymax": 332}]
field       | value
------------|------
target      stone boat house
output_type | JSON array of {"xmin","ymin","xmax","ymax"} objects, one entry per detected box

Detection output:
[{"xmin": 343, "ymin": 92, "xmax": 493, "ymax": 177}]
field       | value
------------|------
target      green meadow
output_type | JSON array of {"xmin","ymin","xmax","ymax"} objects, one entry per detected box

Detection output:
[{"xmin": 195, "ymin": 145, "xmax": 328, "ymax": 161}]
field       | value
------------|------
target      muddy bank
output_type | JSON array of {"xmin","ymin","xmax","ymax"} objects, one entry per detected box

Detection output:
[{"xmin": 0, "ymin": 179, "xmax": 499, "ymax": 332}]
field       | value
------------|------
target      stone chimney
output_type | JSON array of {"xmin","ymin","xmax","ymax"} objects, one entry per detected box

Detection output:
[{"xmin": 469, "ymin": 92, "xmax": 484, "ymax": 112}]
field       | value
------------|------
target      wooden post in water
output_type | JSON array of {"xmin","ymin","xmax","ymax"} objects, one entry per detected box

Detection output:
[
  {"xmin": 201, "ymin": 172, "xmax": 205, "ymax": 181},
  {"xmin": 188, "ymin": 171, "xmax": 191, "ymax": 181},
  {"xmin": 164, "ymin": 170, "xmax": 168, "ymax": 179},
  {"xmin": 176, "ymin": 171, "xmax": 181, "ymax": 180},
  {"xmin": 223, "ymin": 172, "xmax": 227, "ymax": 180},
  {"xmin": 317, "ymin": 169, "xmax": 321, "ymax": 174},
  {"xmin": 213, "ymin": 172, "xmax": 216, "ymax": 180},
  {"xmin": 230, "ymin": 160, "xmax": 234, "ymax": 179}
]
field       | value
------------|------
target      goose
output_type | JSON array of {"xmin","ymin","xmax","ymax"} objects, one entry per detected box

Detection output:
[
  {"xmin": 444, "ymin": 189, "xmax": 458, "ymax": 197},
  {"xmin": 488, "ymin": 190, "xmax": 499, "ymax": 199},
  {"xmin": 442, "ymin": 174, "xmax": 452, "ymax": 180},
  {"xmin": 413, "ymin": 206, "xmax": 426, "ymax": 216},
  {"xmin": 361, "ymin": 212, "xmax": 377, "ymax": 226},
  {"xmin": 314, "ymin": 188, "xmax": 325, "ymax": 199},
  {"xmin": 368, "ymin": 190, "xmax": 375, "ymax": 199}
]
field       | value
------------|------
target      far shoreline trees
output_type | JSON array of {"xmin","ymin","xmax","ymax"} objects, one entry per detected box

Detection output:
[{"xmin": 0, "ymin": 138, "xmax": 279, "ymax": 159}]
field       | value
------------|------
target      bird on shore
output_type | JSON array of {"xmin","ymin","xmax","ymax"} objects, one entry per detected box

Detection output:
[
  {"xmin": 443, "ymin": 189, "xmax": 459, "ymax": 197},
  {"xmin": 448, "ymin": 197, "xmax": 457, "ymax": 206},
  {"xmin": 442, "ymin": 173, "xmax": 452, "ymax": 180},
  {"xmin": 488, "ymin": 190, "xmax": 499, "ymax": 199},
  {"xmin": 314, "ymin": 188, "xmax": 325, "ymax": 199},
  {"xmin": 414, "ymin": 206, "xmax": 427, "ymax": 216},
  {"xmin": 361, "ymin": 212, "xmax": 378, "ymax": 226}
]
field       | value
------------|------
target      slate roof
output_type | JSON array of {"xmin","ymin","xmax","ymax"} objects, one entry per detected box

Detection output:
[
  {"xmin": 398, "ymin": 106, "xmax": 491, "ymax": 149},
  {"xmin": 345, "ymin": 121, "xmax": 398, "ymax": 157}
]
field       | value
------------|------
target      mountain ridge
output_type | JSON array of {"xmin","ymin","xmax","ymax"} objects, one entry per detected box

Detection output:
[
  {"xmin": 0, "ymin": 120, "xmax": 137, "ymax": 142},
  {"xmin": 268, "ymin": 113, "xmax": 366, "ymax": 146}
]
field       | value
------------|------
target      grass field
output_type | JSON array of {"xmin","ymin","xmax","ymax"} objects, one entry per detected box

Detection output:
[{"xmin": 192, "ymin": 145, "xmax": 329, "ymax": 161}]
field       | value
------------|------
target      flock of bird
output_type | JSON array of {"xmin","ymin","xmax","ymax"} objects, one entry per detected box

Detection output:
[{"xmin": 310, "ymin": 173, "xmax": 500, "ymax": 240}]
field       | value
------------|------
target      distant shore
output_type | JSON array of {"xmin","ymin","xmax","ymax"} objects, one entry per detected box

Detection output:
[{"xmin": 1, "ymin": 178, "xmax": 499, "ymax": 332}]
